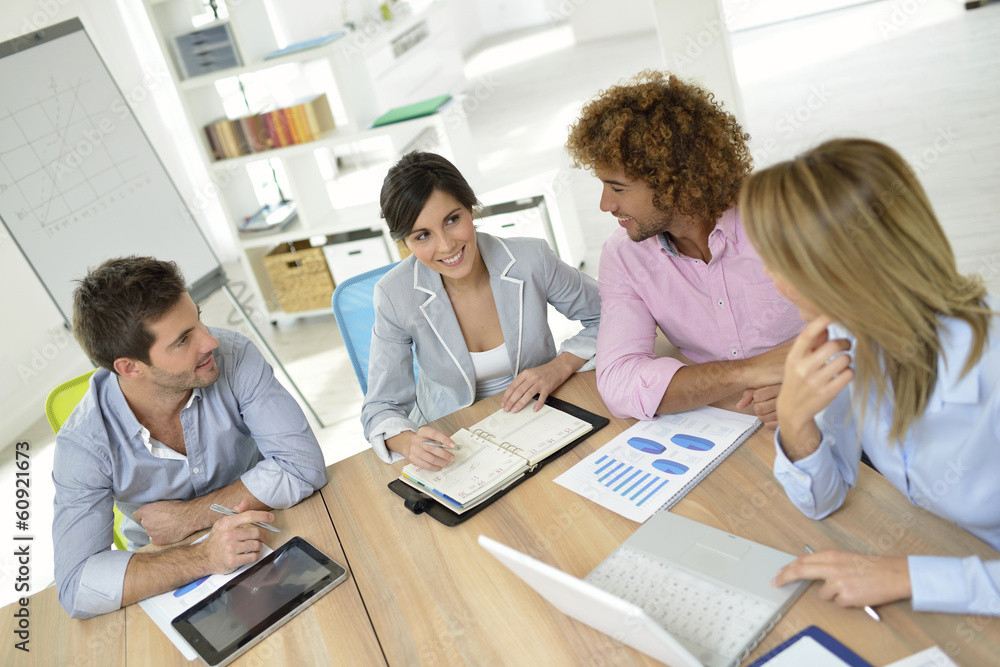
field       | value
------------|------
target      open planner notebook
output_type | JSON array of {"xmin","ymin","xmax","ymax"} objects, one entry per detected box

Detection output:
[
  {"xmin": 400, "ymin": 399, "xmax": 593, "ymax": 512},
  {"xmin": 391, "ymin": 396, "xmax": 608, "ymax": 524}
]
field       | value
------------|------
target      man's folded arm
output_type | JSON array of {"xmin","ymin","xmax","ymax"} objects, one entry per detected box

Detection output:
[
  {"xmin": 596, "ymin": 256, "xmax": 682, "ymax": 419},
  {"xmin": 52, "ymin": 430, "xmax": 131, "ymax": 618},
  {"xmin": 230, "ymin": 333, "xmax": 328, "ymax": 506}
]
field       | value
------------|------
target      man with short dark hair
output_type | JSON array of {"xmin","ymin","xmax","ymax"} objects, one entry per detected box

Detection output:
[
  {"xmin": 53, "ymin": 256, "xmax": 327, "ymax": 618},
  {"xmin": 566, "ymin": 71, "xmax": 804, "ymax": 426}
]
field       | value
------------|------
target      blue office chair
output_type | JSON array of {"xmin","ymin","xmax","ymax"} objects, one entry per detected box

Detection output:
[{"xmin": 332, "ymin": 262, "xmax": 418, "ymax": 396}]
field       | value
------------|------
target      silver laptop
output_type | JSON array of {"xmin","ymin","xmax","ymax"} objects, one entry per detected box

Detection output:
[{"xmin": 479, "ymin": 511, "xmax": 808, "ymax": 667}]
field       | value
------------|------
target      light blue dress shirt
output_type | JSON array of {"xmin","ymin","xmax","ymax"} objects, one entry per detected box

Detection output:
[
  {"xmin": 52, "ymin": 328, "xmax": 327, "ymax": 619},
  {"xmin": 774, "ymin": 312, "xmax": 1000, "ymax": 616}
]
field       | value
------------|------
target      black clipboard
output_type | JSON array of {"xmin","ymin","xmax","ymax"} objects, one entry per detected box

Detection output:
[{"xmin": 387, "ymin": 395, "xmax": 609, "ymax": 526}]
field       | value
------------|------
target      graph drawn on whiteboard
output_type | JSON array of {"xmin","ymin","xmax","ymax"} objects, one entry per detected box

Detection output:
[
  {"xmin": 0, "ymin": 75, "xmax": 152, "ymax": 238},
  {"xmin": 0, "ymin": 20, "xmax": 221, "ymax": 324}
]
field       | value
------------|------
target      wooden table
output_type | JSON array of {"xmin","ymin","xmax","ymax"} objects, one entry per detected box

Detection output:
[
  {"xmin": 6, "ymin": 371, "xmax": 999, "ymax": 666},
  {"xmin": 322, "ymin": 371, "xmax": 1000, "ymax": 667},
  {"xmin": 0, "ymin": 491, "xmax": 386, "ymax": 667}
]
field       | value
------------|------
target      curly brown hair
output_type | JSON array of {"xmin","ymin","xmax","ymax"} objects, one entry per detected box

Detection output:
[{"xmin": 566, "ymin": 70, "xmax": 752, "ymax": 225}]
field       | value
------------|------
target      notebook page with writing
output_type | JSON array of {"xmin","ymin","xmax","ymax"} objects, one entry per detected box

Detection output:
[
  {"xmin": 470, "ymin": 400, "xmax": 593, "ymax": 465},
  {"xmin": 387, "ymin": 396, "xmax": 610, "ymax": 524},
  {"xmin": 401, "ymin": 429, "xmax": 526, "ymax": 507}
]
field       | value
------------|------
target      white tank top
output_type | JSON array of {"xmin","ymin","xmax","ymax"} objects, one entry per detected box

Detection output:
[{"xmin": 470, "ymin": 342, "xmax": 514, "ymax": 400}]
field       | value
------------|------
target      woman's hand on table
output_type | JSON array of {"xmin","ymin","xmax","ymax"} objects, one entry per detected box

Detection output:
[
  {"xmin": 773, "ymin": 549, "xmax": 911, "ymax": 608},
  {"xmin": 501, "ymin": 353, "xmax": 585, "ymax": 414}
]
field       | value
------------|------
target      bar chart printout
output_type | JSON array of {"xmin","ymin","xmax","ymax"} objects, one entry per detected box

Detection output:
[{"xmin": 554, "ymin": 406, "xmax": 759, "ymax": 522}]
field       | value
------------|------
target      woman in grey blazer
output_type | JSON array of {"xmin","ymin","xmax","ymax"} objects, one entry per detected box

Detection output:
[{"xmin": 362, "ymin": 152, "xmax": 601, "ymax": 470}]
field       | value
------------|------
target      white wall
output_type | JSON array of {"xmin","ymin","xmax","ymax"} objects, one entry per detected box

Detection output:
[
  {"xmin": 721, "ymin": 0, "xmax": 873, "ymax": 31},
  {"xmin": 565, "ymin": 0, "xmax": 655, "ymax": 42},
  {"xmin": 651, "ymin": 0, "xmax": 743, "ymax": 122},
  {"xmin": 447, "ymin": 0, "xmax": 485, "ymax": 56},
  {"xmin": 474, "ymin": 0, "xmax": 543, "ymax": 36},
  {"xmin": 0, "ymin": 0, "xmax": 234, "ymax": 439}
]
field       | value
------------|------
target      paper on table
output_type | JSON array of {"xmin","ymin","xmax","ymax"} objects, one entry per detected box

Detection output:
[
  {"xmin": 138, "ymin": 534, "xmax": 273, "ymax": 660},
  {"xmin": 758, "ymin": 635, "xmax": 859, "ymax": 666},
  {"xmin": 884, "ymin": 647, "xmax": 959, "ymax": 667},
  {"xmin": 555, "ymin": 406, "xmax": 759, "ymax": 523},
  {"xmin": 748, "ymin": 625, "xmax": 873, "ymax": 667},
  {"xmin": 470, "ymin": 399, "xmax": 591, "ymax": 464}
]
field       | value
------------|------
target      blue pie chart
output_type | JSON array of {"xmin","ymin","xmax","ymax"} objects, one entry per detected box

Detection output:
[
  {"xmin": 671, "ymin": 434, "xmax": 715, "ymax": 451},
  {"xmin": 627, "ymin": 437, "xmax": 666, "ymax": 455},
  {"xmin": 652, "ymin": 459, "xmax": 689, "ymax": 475}
]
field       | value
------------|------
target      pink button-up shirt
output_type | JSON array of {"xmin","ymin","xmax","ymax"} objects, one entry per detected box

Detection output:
[{"xmin": 596, "ymin": 208, "xmax": 804, "ymax": 419}]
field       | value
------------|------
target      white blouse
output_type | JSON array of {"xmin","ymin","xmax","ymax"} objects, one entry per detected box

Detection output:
[{"xmin": 470, "ymin": 342, "xmax": 514, "ymax": 400}]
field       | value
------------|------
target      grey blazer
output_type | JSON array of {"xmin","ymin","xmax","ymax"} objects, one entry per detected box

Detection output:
[{"xmin": 362, "ymin": 232, "xmax": 601, "ymax": 462}]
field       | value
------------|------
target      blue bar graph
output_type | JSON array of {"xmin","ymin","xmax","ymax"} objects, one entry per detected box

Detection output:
[{"xmin": 592, "ymin": 456, "xmax": 668, "ymax": 507}]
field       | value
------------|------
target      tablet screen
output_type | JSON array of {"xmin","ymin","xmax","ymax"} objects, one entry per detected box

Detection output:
[{"xmin": 172, "ymin": 537, "xmax": 347, "ymax": 665}]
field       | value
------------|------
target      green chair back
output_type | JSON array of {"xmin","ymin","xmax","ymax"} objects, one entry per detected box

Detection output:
[
  {"xmin": 45, "ymin": 370, "xmax": 96, "ymax": 432},
  {"xmin": 45, "ymin": 370, "xmax": 128, "ymax": 551}
]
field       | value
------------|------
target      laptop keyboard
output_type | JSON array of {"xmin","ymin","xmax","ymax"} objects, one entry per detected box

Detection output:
[{"xmin": 584, "ymin": 545, "xmax": 774, "ymax": 660}]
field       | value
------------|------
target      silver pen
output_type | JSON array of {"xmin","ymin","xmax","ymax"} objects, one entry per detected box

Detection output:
[
  {"xmin": 422, "ymin": 439, "xmax": 461, "ymax": 450},
  {"xmin": 210, "ymin": 503, "xmax": 281, "ymax": 533},
  {"xmin": 803, "ymin": 544, "xmax": 880, "ymax": 621}
]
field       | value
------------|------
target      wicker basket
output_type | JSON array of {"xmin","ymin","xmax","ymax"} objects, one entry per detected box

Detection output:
[
  {"xmin": 263, "ymin": 240, "xmax": 335, "ymax": 313},
  {"xmin": 395, "ymin": 239, "xmax": 412, "ymax": 259}
]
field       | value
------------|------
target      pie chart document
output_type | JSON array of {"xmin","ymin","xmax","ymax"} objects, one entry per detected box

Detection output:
[{"xmin": 555, "ymin": 406, "xmax": 760, "ymax": 523}]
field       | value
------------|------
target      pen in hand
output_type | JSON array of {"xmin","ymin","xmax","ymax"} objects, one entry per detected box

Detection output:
[
  {"xmin": 422, "ymin": 439, "xmax": 461, "ymax": 451},
  {"xmin": 803, "ymin": 544, "xmax": 881, "ymax": 621},
  {"xmin": 210, "ymin": 503, "xmax": 281, "ymax": 533}
]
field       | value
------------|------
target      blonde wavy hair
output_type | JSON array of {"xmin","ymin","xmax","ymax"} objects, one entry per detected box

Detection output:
[{"xmin": 740, "ymin": 138, "xmax": 990, "ymax": 442}]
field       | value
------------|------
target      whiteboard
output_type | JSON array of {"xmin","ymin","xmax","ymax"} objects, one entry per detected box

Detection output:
[{"xmin": 0, "ymin": 18, "xmax": 224, "ymax": 324}]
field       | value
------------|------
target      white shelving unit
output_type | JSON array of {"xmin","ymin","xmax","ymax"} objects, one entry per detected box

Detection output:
[
  {"xmin": 478, "ymin": 170, "xmax": 587, "ymax": 269},
  {"xmin": 142, "ymin": 0, "xmax": 476, "ymax": 323}
]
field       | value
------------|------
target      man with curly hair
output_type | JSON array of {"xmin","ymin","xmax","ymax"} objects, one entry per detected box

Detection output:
[{"xmin": 566, "ymin": 71, "xmax": 803, "ymax": 426}]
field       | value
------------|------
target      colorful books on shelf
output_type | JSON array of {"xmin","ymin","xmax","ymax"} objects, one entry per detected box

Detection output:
[{"xmin": 203, "ymin": 94, "xmax": 336, "ymax": 160}]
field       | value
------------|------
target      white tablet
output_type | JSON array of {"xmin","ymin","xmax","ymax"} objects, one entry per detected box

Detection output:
[{"xmin": 171, "ymin": 536, "xmax": 348, "ymax": 667}]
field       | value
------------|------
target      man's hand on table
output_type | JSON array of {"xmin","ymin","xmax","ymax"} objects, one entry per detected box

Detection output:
[{"xmin": 197, "ymin": 499, "xmax": 274, "ymax": 572}]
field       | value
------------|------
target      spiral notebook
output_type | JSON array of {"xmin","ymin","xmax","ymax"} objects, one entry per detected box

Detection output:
[
  {"xmin": 399, "ymin": 398, "xmax": 594, "ymax": 513},
  {"xmin": 389, "ymin": 396, "xmax": 609, "ymax": 524}
]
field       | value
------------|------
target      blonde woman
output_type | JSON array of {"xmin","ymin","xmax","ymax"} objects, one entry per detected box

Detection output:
[{"xmin": 740, "ymin": 138, "xmax": 1000, "ymax": 616}]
